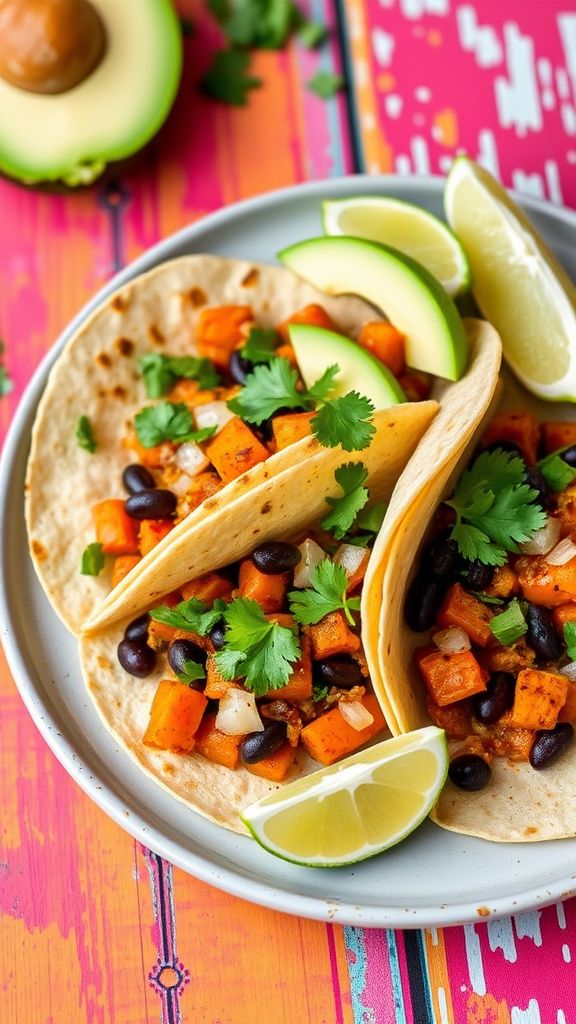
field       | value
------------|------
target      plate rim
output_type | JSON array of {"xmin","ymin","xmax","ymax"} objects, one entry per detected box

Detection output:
[{"xmin": 3, "ymin": 173, "xmax": 576, "ymax": 929}]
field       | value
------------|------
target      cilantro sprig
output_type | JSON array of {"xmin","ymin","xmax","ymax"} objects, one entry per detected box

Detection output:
[
  {"xmin": 489, "ymin": 599, "xmax": 528, "ymax": 646},
  {"xmin": 81, "ymin": 542, "xmax": 104, "ymax": 576},
  {"xmin": 134, "ymin": 402, "xmax": 217, "ymax": 448},
  {"xmin": 200, "ymin": 50, "xmax": 262, "ymax": 105},
  {"xmin": 240, "ymin": 327, "xmax": 279, "ymax": 364},
  {"xmin": 214, "ymin": 598, "xmax": 301, "ymax": 695},
  {"xmin": 139, "ymin": 353, "xmax": 220, "ymax": 398},
  {"xmin": 288, "ymin": 559, "xmax": 361, "ymax": 626},
  {"xmin": 445, "ymin": 449, "xmax": 547, "ymax": 567},
  {"xmin": 149, "ymin": 597, "xmax": 227, "ymax": 636},
  {"xmin": 175, "ymin": 660, "xmax": 206, "ymax": 685},
  {"xmin": 76, "ymin": 415, "xmax": 96, "ymax": 453},
  {"xmin": 537, "ymin": 449, "xmax": 576, "ymax": 493},
  {"xmin": 227, "ymin": 357, "xmax": 375, "ymax": 452},
  {"xmin": 564, "ymin": 622, "xmax": 576, "ymax": 662},
  {"xmin": 322, "ymin": 462, "xmax": 369, "ymax": 540}
]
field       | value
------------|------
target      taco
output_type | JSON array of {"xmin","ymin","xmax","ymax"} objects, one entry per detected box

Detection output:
[
  {"xmin": 376, "ymin": 360, "xmax": 576, "ymax": 842},
  {"xmin": 26, "ymin": 253, "xmax": 438, "ymax": 636}
]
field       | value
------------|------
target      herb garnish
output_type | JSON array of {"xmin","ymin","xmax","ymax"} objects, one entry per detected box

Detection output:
[
  {"xmin": 289, "ymin": 559, "xmax": 361, "ymax": 626},
  {"xmin": 140, "ymin": 353, "xmax": 220, "ymax": 398},
  {"xmin": 134, "ymin": 402, "xmax": 217, "ymax": 448},
  {"xmin": 322, "ymin": 462, "xmax": 369, "ymax": 539},
  {"xmin": 241, "ymin": 327, "xmax": 279, "ymax": 365},
  {"xmin": 445, "ymin": 449, "xmax": 547, "ymax": 567},
  {"xmin": 489, "ymin": 599, "xmax": 528, "ymax": 646},
  {"xmin": 76, "ymin": 415, "xmax": 97, "ymax": 453},
  {"xmin": 200, "ymin": 50, "xmax": 262, "ymax": 105},
  {"xmin": 149, "ymin": 597, "xmax": 227, "ymax": 636},
  {"xmin": 311, "ymin": 393, "xmax": 375, "ymax": 452},
  {"xmin": 564, "ymin": 622, "xmax": 576, "ymax": 662},
  {"xmin": 81, "ymin": 542, "xmax": 105, "ymax": 576},
  {"xmin": 176, "ymin": 660, "xmax": 207, "ymax": 685},
  {"xmin": 537, "ymin": 452, "xmax": 576, "ymax": 493},
  {"xmin": 214, "ymin": 598, "xmax": 301, "ymax": 694},
  {"xmin": 307, "ymin": 70, "xmax": 344, "ymax": 99},
  {"xmin": 0, "ymin": 341, "xmax": 13, "ymax": 397},
  {"xmin": 312, "ymin": 684, "xmax": 328, "ymax": 702},
  {"xmin": 297, "ymin": 20, "xmax": 328, "ymax": 48}
]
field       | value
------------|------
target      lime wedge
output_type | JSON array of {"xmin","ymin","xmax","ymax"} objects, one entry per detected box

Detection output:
[
  {"xmin": 241, "ymin": 727, "xmax": 447, "ymax": 867},
  {"xmin": 322, "ymin": 195, "xmax": 470, "ymax": 297},
  {"xmin": 445, "ymin": 156, "xmax": 576, "ymax": 402}
]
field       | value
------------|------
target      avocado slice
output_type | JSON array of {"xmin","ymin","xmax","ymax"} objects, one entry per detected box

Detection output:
[
  {"xmin": 278, "ymin": 236, "xmax": 468, "ymax": 381},
  {"xmin": 288, "ymin": 324, "xmax": 406, "ymax": 408},
  {"xmin": 0, "ymin": 0, "xmax": 182, "ymax": 186}
]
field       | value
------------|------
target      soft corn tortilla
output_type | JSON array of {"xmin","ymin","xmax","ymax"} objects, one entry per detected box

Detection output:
[
  {"xmin": 375, "ymin": 328, "xmax": 576, "ymax": 841},
  {"xmin": 26, "ymin": 253, "xmax": 436, "ymax": 636}
]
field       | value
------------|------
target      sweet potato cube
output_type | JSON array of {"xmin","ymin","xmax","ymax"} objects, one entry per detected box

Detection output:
[
  {"xmin": 203, "ymin": 417, "xmax": 269, "ymax": 483},
  {"xmin": 437, "ymin": 583, "xmax": 494, "ymax": 647},
  {"xmin": 196, "ymin": 305, "xmax": 253, "ymax": 367},
  {"xmin": 517, "ymin": 555, "xmax": 576, "ymax": 608},
  {"xmin": 426, "ymin": 699, "xmax": 472, "ymax": 739},
  {"xmin": 181, "ymin": 471, "xmax": 224, "ymax": 513},
  {"xmin": 542, "ymin": 421, "xmax": 576, "ymax": 454},
  {"xmin": 204, "ymin": 654, "xmax": 239, "ymax": 698},
  {"xmin": 238, "ymin": 559, "xmax": 288, "ymax": 613},
  {"xmin": 111, "ymin": 554, "xmax": 141, "ymax": 588},
  {"xmin": 275, "ymin": 342, "xmax": 297, "ymax": 366},
  {"xmin": 358, "ymin": 321, "xmax": 405, "ymax": 376},
  {"xmin": 138, "ymin": 519, "xmax": 174, "ymax": 556},
  {"xmin": 511, "ymin": 668, "xmax": 568, "ymax": 730},
  {"xmin": 485, "ymin": 564, "xmax": 519, "ymax": 599},
  {"xmin": 123, "ymin": 428, "xmax": 175, "ymax": 468},
  {"xmin": 559, "ymin": 683, "xmax": 576, "ymax": 725},
  {"xmin": 416, "ymin": 647, "xmax": 488, "ymax": 706},
  {"xmin": 194, "ymin": 712, "xmax": 243, "ymax": 769},
  {"xmin": 484, "ymin": 715, "xmax": 534, "ymax": 762},
  {"xmin": 397, "ymin": 370, "xmax": 431, "ymax": 402},
  {"xmin": 180, "ymin": 572, "xmax": 234, "ymax": 605},
  {"xmin": 307, "ymin": 610, "xmax": 360, "ymax": 660},
  {"xmin": 554, "ymin": 485, "xmax": 576, "ymax": 536},
  {"xmin": 482, "ymin": 639, "xmax": 535, "ymax": 674},
  {"xmin": 301, "ymin": 694, "xmax": 386, "ymax": 766},
  {"xmin": 143, "ymin": 680, "xmax": 207, "ymax": 753},
  {"xmin": 552, "ymin": 602, "xmax": 576, "ymax": 633},
  {"xmin": 265, "ymin": 637, "xmax": 312, "ymax": 701},
  {"xmin": 483, "ymin": 410, "xmax": 540, "ymax": 465},
  {"xmin": 93, "ymin": 499, "xmax": 140, "ymax": 555},
  {"xmin": 277, "ymin": 303, "xmax": 339, "ymax": 343},
  {"xmin": 245, "ymin": 741, "xmax": 296, "ymax": 781},
  {"xmin": 272, "ymin": 411, "xmax": 315, "ymax": 451}
]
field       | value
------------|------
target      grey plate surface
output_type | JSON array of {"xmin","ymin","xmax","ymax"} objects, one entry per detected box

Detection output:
[{"xmin": 2, "ymin": 175, "xmax": 576, "ymax": 928}]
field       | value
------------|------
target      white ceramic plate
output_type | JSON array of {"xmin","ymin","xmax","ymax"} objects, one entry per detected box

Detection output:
[{"xmin": 2, "ymin": 176, "xmax": 576, "ymax": 929}]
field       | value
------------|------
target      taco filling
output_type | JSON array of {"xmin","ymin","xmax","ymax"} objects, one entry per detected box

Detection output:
[{"xmin": 406, "ymin": 411, "xmax": 576, "ymax": 792}]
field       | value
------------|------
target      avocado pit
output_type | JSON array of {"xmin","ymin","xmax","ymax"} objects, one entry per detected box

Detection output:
[{"xmin": 0, "ymin": 0, "xmax": 106, "ymax": 95}]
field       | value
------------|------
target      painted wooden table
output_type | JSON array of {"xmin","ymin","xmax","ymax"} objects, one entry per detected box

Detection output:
[{"xmin": 2, "ymin": 2, "xmax": 576, "ymax": 1021}]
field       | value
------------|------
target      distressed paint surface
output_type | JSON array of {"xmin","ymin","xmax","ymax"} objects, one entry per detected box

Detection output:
[{"xmin": 3, "ymin": 0, "xmax": 576, "ymax": 1021}]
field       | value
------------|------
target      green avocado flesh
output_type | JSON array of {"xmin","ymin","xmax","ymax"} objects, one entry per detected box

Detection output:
[
  {"xmin": 289, "ymin": 323, "xmax": 406, "ymax": 408},
  {"xmin": 0, "ymin": 0, "xmax": 182, "ymax": 185},
  {"xmin": 279, "ymin": 236, "xmax": 469, "ymax": 381}
]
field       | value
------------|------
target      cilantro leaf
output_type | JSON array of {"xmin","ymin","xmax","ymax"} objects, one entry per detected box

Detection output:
[
  {"xmin": 312, "ymin": 684, "xmax": 328, "ymax": 702},
  {"xmin": 307, "ymin": 70, "xmax": 344, "ymax": 99},
  {"xmin": 76, "ymin": 415, "xmax": 96, "ymax": 453},
  {"xmin": 288, "ymin": 559, "xmax": 361, "ymax": 626},
  {"xmin": 445, "ymin": 449, "xmax": 547, "ymax": 567},
  {"xmin": 150, "ymin": 597, "xmax": 227, "ymax": 635},
  {"xmin": 489, "ymin": 599, "xmax": 528, "ymax": 646},
  {"xmin": 214, "ymin": 598, "xmax": 301, "ymax": 694},
  {"xmin": 306, "ymin": 364, "xmax": 340, "ymax": 403},
  {"xmin": 538, "ymin": 452, "xmax": 576, "ymax": 493},
  {"xmin": 140, "ymin": 353, "xmax": 220, "ymax": 398},
  {"xmin": 311, "ymin": 392, "xmax": 376, "ymax": 452},
  {"xmin": 176, "ymin": 660, "xmax": 207, "ymax": 684},
  {"xmin": 322, "ymin": 462, "xmax": 369, "ymax": 540},
  {"xmin": 201, "ymin": 50, "xmax": 262, "ymax": 105},
  {"xmin": 81, "ymin": 542, "xmax": 105, "ymax": 576},
  {"xmin": 134, "ymin": 402, "xmax": 217, "ymax": 447},
  {"xmin": 298, "ymin": 20, "xmax": 328, "ymax": 48},
  {"xmin": 356, "ymin": 501, "xmax": 386, "ymax": 534},
  {"xmin": 564, "ymin": 622, "xmax": 576, "ymax": 661},
  {"xmin": 227, "ymin": 358, "xmax": 303, "ymax": 424},
  {"xmin": 241, "ymin": 327, "xmax": 279, "ymax": 365}
]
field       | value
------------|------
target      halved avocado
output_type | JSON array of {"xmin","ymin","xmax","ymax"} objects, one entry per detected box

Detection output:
[{"xmin": 0, "ymin": 0, "xmax": 182, "ymax": 186}]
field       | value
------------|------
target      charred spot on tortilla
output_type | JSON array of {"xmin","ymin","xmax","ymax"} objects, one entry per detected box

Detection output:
[
  {"xmin": 241, "ymin": 268, "xmax": 259, "ymax": 288},
  {"xmin": 98, "ymin": 388, "xmax": 107, "ymax": 398},
  {"xmin": 476, "ymin": 907, "xmax": 490, "ymax": 918},
  {"xmin": 112, "ymin": 385, "xmax": 127, "ymax": 400},
  {"xmin": 110, "ymin": 294, "xmax": 129, "ymax": 313},
  {"xmin": 261, "ymin": 502, "xmax": 272, "ymax": 514},
  {"xmin": 187, "ymin": 287, "xmax": 207, "ymax": 308},
  {"xmin": 96, "ymin": 352, "xmax": 112, "ymax": 369},
  {"xmin": 147, "ymin": 325, "xmax": 164, "ymax": 347},
  {"xmin": 163, "ymin": 762, "xmax": 176, "ymax": 775},
  {"xmin": 31, "ymin": 539, "xmax": 47, "ymax": 561},
  {"xmin": 204, "ymin": 499, "xmax": 219, "ymax": 511},
  {"xmin": 115, "ymin": 337, "xmax": 135, "ymax": 357}
]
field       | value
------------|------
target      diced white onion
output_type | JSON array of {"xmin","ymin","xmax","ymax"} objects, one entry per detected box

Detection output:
[
  {"xmin": 215, "ymin": 689, "xmax": 264, "ymax": 736},
  {"xmin": 338, "ymin": 701, "xmax": 374, "ymax": 732},
  {"xmin": 560, "ymin": 662, "xmax": 576, "ymax": 682},
  {"xmin": 293, "ymin": 538, "xmax": 326, "ymax": 588},
  {"xmin": 334, "ymin": 544, "xmax": 369, "ymax": 581},
  {"xmin": 174, "ymin": 441, "xmax": 210, "ymax": 477},
  {"xmin": 432, "ymin": 627, "xmax": 471, "ymax": 653},
  {"xmin": 519, "ymin": 516, "xmax": 561, "ymax": 556},
  {"xmin": 194, "ymin": 401, "xmax": 235, "ymax": 433},
  {"xmin": 546, "ymin": 537, "xmax": 576, "ymax": 566}
]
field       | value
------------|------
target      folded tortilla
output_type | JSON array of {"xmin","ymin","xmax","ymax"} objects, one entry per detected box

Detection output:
[{"xmin": 26, "ymin": 253, "xmax": 435, "ymax": 636}]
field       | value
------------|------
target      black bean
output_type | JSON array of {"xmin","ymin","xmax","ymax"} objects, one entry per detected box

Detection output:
[
  {"xmin": 124, "ymin": 613, "xmax": 150, "ymax": 643},
  {"xmin": 422, "ymin": 532, "xmax": 459, "ymax": 580},
  {"xmin": 459, "ymin": 559, "xmax": 494, "ymax": 591},
  {"xmin": 473, "ymin": 672, "xmax": 516, "ymax": 725},
  {"xmin": 448, "ymin": 754, "xmax": 491, "ymax": 791},
  {"xmin": 530, "ymin": 723, "xmax": 574, "ymax": 769},
  {"xmin": 316, "ymin": 657, "xmax": 364, "ymax": 689},
  {"xmin": 241, "ymin": 722, "xmax": 287, "ymax": 764},
  {"xmin": 209, "ymin": 621, "xmax": 226, "ymax": 650},
  {"xmin": 117, "ymin": 638, "xmax": 156, "ymax": 678},
  {"xmin": 229, "ymin": 349, "xmax": 253, "ymax": 384},
  {"xmin": 560, "ymin": 445, "xmax": 576, "ymax": 468},
  {"xmin": 526, "ymin": 604, "xmax": 562, "ymax": 662},
  {"xmin": 252, "ymin": 541, "xmax": 302, "ymax": 575},
  {"xmin": 523, "ymin": 466, "xmax": 550, "ymax": 508},
  {"xmin": 168, "ymin": 639, "xmax": 207, "ymax": 683},
  {"xmin": 124, "ymin": 489, "xmax": 177, "ymax": 520},
  {"xmin": 404, "ymin": 575, "xmax": 445, "ymax": 632},
  {"xmin": 122, "ymin": 463, "xmax": 156, "ymax": 495}
]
